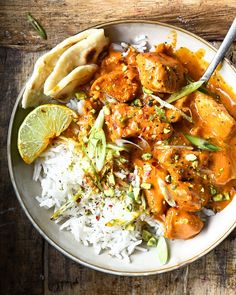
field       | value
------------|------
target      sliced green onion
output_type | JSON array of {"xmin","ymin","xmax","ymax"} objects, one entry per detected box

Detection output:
[
  {"xmin": 158, "ymin": 178, "xmax": 176, "ymax": 207},
  {"xmin": 147, "ymin": 237, "xmax": 157, "ymax": 247},
  {"xmin": 186, "ymin": 75, "xmax": 219, "ymax": 99},
  {"xmin": 75, "ymin": 91, "xmax": 87, "ymax": 100},
  {"xmin": 142, "ymin": 229, "xmax": 152, "ymax": 242},
  {"xmin": 80, "ymin": 143, "xmax": 103, "ymax": 191},
  {"xmin": 223, "ymin": 192, "xmax": 230, "ymax": 201},
  {"xmin": 157, "ymin": 236, "xmax": 169, "ymax": 265},
  {"xmin": 50, "ymin": 190, "xmax": 82, "ymax": 220},
  {"xmin": 95, "ymin": 129, "xmax": 106, "ymax": 172},
  {"xmin": 184, "ymin": 134, "xmax": 220, "ymax": 151},
  {"xmin": 27, "ymin": 13, "xmax": 47, "ymax": 40},
  {"xmin": 213, "ymin": 194, "xmax": 224, "ymax": 202},
  {"xmin": 167, "ymin": 80, "xmax": 204, "ymax": 103},
  {"xmin": 154, "ymin": 105, "xmax": 168, "ymax": 123},
  {"xmin": 143, "ymin": 87, "xmax": 153, "ymax": 94},
  {"xmin": 141, "ymin": 153, "xmax": 152, "ymax": 160},
  {"xmin": 87, "ymin": 108, "xmax": 107, "ymax": 172}
]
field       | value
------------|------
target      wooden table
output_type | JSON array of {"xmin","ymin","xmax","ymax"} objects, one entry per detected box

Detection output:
[{"xmin": 1, "ymin": 1, "xmax": 236, "ymax": 294}]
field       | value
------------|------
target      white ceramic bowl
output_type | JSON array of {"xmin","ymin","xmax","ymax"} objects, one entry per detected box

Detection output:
[{"xmin": 8, "ymin": 20, "xmax": 236, "ymax": 275}]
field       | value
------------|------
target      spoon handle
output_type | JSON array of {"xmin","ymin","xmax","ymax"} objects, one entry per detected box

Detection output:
[{"xmin": 200, "ymin": 17, "xmax": 236, "ymax": 82}]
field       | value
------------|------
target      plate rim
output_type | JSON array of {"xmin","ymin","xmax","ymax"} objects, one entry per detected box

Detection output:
[{"xmin": 7, "ymin": 19, "xmax": 236, "ymax": 276}]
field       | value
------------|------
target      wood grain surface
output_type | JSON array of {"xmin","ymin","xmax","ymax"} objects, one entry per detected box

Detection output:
[
  {"xmin": 0, "ymin": 0, "xmax": 236, "ymax": 51},
  {"xmin": 1, "ymin": 1, "xmax": 236, "ymax": 294}
]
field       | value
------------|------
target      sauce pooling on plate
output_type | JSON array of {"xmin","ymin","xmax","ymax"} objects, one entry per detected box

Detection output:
[{"xmin": 84, "ymin": 43, "xmax": 236, "ymax": 240}]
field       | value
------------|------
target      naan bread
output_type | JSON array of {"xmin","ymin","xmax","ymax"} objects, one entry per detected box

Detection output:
[
  {"xmin": 22, "ymin": 29, "xmax": 101, "ymax": 108},
  {"xmin": 51, "ymin": 64, "xmax": 98, "ymax": 100},
  {"xmin": 44, "ymin": 29, "xmax": 109, "ymax": 99}
]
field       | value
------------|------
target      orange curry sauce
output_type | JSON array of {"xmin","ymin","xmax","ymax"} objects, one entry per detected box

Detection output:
[{"xmin": 78, "ymin": 43, "xmax": 236, "ymax": 240}]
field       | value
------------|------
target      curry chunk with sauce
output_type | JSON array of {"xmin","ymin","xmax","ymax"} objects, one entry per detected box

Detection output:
[
  {"xmin": 165, "ymin": 208, "xmax": 204, "ymax": 240},
  {"xmin": 105, "ymin": 103, "xmax": 173, "ymax": 142},
  {"xmin": 136, "ymin": 51, "xmax": 185, "ymax": 93},
  {"xmin": 91, "ymin": 68, "xmax": 140, "ymax": 103},
  {"xmin": 87, "ymin": 42, "xmax": 236, "ymax": 241}
]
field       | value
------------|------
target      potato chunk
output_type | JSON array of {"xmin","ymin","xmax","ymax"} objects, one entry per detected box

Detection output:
[
  {"xmin": 165, "ymin": 208, "xmax": 204, "ymax": 239},
  {"xmin": 136, "ymin": 52, "xmax": 185, "ymax": 93}
]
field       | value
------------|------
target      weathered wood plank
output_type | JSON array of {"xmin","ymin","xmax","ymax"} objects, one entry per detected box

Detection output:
[
  {"xmin": 0, "ymin": 48, "xmax": 44, "ymax": 295},
  {"xmin": 0, "ymin": 0, "xmax": 236, "ymax": 51},
  {"xmin": 44, "ymin": 228, "xmax": 235, "ymax": 295}
]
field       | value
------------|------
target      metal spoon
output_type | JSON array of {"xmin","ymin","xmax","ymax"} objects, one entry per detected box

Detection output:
[
  {"xmin": 200, "ymin": 17, "xmax": 236, "ymax": 82},
  {"xmin": 167, "ymin": 17, "xmax": 236, "ymax": 104}
]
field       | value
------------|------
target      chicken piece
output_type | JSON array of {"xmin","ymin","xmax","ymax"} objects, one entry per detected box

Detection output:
[
  {"xmin": 165, "ymin": 208, "xmax": 204, "ymax": 239},
  {"xmin": 90, "ymin": 68, "xmax": 140, "ymax": 103},
  {"xmin": 194, "ymin": 92, "xmax": 236, "ymax": 141},
  {"xmin": 105, "ymin": 103, "xmax": 173, "ymax": 142},
  {"xmin": 153, "ymin": 148, "xmax": 210, "ymax": 211},
  {"xmin": 134, "ymin": 159, "xmax": 168, "ymax": 216},
  {"xmin": 136, "ymin": 52, "xmax": 185, "ymax": 93},
  {"xmin": 209, "ymin": 150, "xmax": 235, "ymax": 185}
]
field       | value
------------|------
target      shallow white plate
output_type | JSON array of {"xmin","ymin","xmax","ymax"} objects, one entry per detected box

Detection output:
[{"xmin": 8, "ymin": 20, "xmax": 236, "ymax": 275}]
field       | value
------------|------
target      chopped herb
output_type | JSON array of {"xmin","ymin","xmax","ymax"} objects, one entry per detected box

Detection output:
[
  {"xmin": 142, "ymin": 229, "xmax": 152, "ymax": 242},
  {"xmin": 147, "ymin": 237, "xmax": 157, "ymax": 247},
  {"xmin": 184, "ymin": 134, "xmax": 220, "ymax": 152},
  {"xmin": 87, "ymin": 108, "xmax": 107, "ymax": 172},
  {"xmin": 167, "ymin": 80, "xmax": 204, "ymax": 103},
  {"xmin": 154, "ymin": 105, "xmax": 168, "ymax": 122},
  {"xmin": 50, "ymin": 190, "xmax": 82, "ymax": 220},
  {"xmin": 213, "ymin": 194, "xmax": 223, "ymax": 202},
  {"xmin": 125, "ymin": 223, "xmax": 135, "ymax": 231},
  {"xmin": 143, "ymin": 87, "xmax": 153, "ymax": 94},
  {"xmin": 75, "ymin": 91, "xmax": 87, "ymax": 100},
  {"xmin": 223, "ymin": 192, "xmax": 230, "ymax": 200},
  {"xmin": 141, "ymin": 153, "xmax": 152, "ymax": 160},
  {"xmin": 133, "ymin": 99, "xmax": 142, "ymax": 107},
  {"xmin": 209, "ymin": 185, "xmax": 217, "ymax": 196},
  {"xmin": 27, "ymin": 13, "xmax": 47, "ymax": 40}
]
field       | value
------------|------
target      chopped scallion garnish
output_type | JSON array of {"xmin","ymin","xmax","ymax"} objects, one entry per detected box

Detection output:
[
  {"xmin": 184, "ymin": 134, "xmax": 220, "ymax": 151},
  {"xmin": 50, "ymin": 190, "xmax": 82, "ymax": 220},
  {"xmin": 157, "ymin": 236, "xmax": 169, "ymax": 265},
  {"xmin": 167, "ymin": 80, "xmax": 204, "ymax": 103}
]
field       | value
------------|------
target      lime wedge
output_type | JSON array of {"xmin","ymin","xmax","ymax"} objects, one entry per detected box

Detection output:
[{"xmin": 17, "ymin": 104, "xmax": 77, "ymax": 164}]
